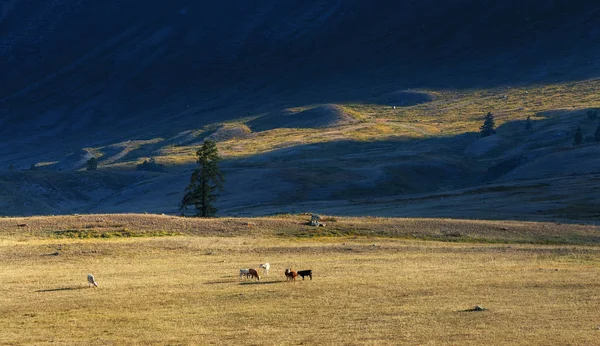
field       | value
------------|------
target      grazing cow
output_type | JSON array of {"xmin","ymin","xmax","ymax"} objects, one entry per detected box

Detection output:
[
  {"xmin": 239, "ymin": 269, "xmax": 250, "ymax": 279},
  {"xmin": 87, "ymin": 274, "xmax": 98, "ymax": 288},
  {"xmin": 248, "ymin": 268, "xmax": 260, "ymax": 281},
  {"xmin": 297, "ymin": 269, "xmax": 313, "ymax": 280},
  {"xmin": 284, "ymin": 268, "xmax": 298, "ymax": 282},
  {"xmin": 259, "ymin": 263, "xmax": 270, "ymax": 276}
]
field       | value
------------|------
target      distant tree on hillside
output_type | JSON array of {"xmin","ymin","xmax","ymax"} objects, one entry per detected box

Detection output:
[
  {"xmin": 573, "ymin": 126, "xmax": 583, "ymax": 146},
  {"xmin": 86, "ymin": 157, "xmax": 98, "ymax": 171},
  {"xmin": 480, "ymin": 112, "xmax": 496, "ymax": 137},
  {"xmin": 180, "ymin": 140, "xmax": 224, "ymax": 217},
  {"xmin": 587, "ymin": 109, "xmax": 598, "ymax": 120},
  {"xmin": 594, "ymin": 123, "xmax": 600, "ymax": 142},
  {"xmin": 525, "ymin": 115, "xmax": 533, "ymax": 132}
]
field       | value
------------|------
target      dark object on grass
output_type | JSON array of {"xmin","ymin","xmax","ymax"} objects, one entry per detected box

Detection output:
[
  {"xmin": 480, "ymin": 112, "xmax": 496, "ymax": 137},
  {"xmin": 464, "ymin": 305, "xmax": 487, "ymax": 312},
  {"xmin": 248, "ymin": 268, "xmax": 260, "ymax": 281},
  {"xmin": 297, "ymin": 270, "xmax": 313, "ymax": 280}
]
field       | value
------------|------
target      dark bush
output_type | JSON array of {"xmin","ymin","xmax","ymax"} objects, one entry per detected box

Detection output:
[
  {"xmin": 136, "ymin": 157, "xmax": 165, "ymax": 172},
  {"xmin": 573, "ymin": 126, "xmax": 583, "ymax": 146},
  {"xmin": 587, "ymin": 110, "xmax": 598, "ymax": 120},
  {"xmin": 86, "ymin": 157, "xmax": 98, "ymax": 171}
]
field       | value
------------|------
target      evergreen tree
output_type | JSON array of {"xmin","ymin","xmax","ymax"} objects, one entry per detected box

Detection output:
[
  {"xmin": 573, "ymin": 126, "xmax": 583, "ymax": 146},
  {"xmin": 594, "ymin": 123, "xmax": 600, "ymax": 142},
  {"xmin": 480, "ymin": 112, "xmax": 496, "ymax": 137},
  {"xmin": 86, "ymin": 157, "xmax": 98, "ymax": 171},
  {"xmin": 525, "ymin": 115, "xmax": 533, "ymax": 132},
  {"xmin": 180, "ymin": 140, "xmax": 224, "ymax": 217}
]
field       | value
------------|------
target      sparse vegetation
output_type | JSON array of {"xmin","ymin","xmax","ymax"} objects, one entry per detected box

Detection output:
[
  {"xmin": 136, "ymin": 157, "xmax": 165, "ymax": 172},
  {"xmin": 180, "ymin": 140, "xmax": 224, "ymax": 217},
  {"xmin": 573, "ymin": 126, "xmax": 583, "ymax": 146},
  {"xmin": 53, "ymin": 228, "xmax": 178, "ymax": 238},
  {"xmin": 479, "ymin": 112, "xmax": 496, "ymax": 137},
  {"xmin": 2, "ymin": 213, "xmax": 599, "ymax": 245}
]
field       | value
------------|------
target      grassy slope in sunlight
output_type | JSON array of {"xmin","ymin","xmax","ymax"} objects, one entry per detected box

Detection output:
[{"xmin": 96, "ymin": 78, "xmax": 600, "ymax": 167}]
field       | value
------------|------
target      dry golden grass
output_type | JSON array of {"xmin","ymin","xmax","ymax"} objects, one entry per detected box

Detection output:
[
  {"xmin": 1, "ymin": 214, "xmax": 600, "ymax": 345},
  {"xmin": 2, "ymin": 214, "xmax": 599, "ymax": 245},
  {"xmin": 344, "ymin": 79, "xmax": 600, "ymax": 136}
]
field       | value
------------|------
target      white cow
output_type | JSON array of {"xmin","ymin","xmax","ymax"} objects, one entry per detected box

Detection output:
[
  {"xmin": 259, "ymin": 263, "xmax": 270, "ymax": 276},
  {"xmin": 87, "ymin": 274, "xmax": 98, "ymax": 288}
]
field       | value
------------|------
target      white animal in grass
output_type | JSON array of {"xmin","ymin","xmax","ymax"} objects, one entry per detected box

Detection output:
[
  {"xmin": 259, "ymin": 263, "xmax": 270, "ymax": 275},
  {"xmin": 87, "ymin": 274, "xmax": 98, "ymax": 288}
]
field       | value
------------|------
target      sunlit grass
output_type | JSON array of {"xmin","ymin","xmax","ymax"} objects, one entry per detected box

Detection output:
[
  {"xmin": 89, "ymin": 78, "xmax": 600, "ymax": 168},
  {"xmin": 1, "ymin": 214, "xmax": 599, "ymax": 345}
]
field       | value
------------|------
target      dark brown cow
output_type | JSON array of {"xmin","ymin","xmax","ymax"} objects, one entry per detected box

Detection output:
[{"xmin": 248, "ymin": 268, "xmax": 260, "ymax": 281}]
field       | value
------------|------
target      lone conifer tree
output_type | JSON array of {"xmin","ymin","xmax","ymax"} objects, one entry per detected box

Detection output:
[
  {"xmin": 180, "ymin": 139, "xmax": 224, "ymax": 217},
  {"xmin": 573, "ymin": 126, "xmax": 583, "ymax": 146},
  {"xmin": 480, "ymin": 112, "xmax": 496, "ymax": 137},
  {"xmin": 594, "ymin": 123, "xmax": 600, "ymax": 142},
  {"xmin": 525, "ymin": 115, "xmax": 533, "ymax": 132},
  {"xmin": 86, "ymin": 157, "xmax": 98, "ymax": 171}
]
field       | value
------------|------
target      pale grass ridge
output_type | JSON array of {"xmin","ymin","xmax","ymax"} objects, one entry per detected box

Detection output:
[{"xmin": 1, "ymin": 213, "xmax": 599, "ymax": 245}]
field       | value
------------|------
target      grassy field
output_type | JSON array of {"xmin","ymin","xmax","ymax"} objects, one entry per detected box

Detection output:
[{"xmin": 1, "ymin": 214, "xmax": 600, "ymax": 345}]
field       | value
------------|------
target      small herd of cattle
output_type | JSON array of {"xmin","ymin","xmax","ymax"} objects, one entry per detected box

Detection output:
[
  {"xmin": 86, "ymin": 262, "xmax": 312, "ymax": 288},
  {"xmin": 240, "ymin": 263, "xmax": 313, "ymax": 282}
]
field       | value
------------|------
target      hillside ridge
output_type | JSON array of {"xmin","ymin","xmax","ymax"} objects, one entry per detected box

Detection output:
[{"xmin": 1, "ymin": 1, "xmax": 600, "ymax": 220}]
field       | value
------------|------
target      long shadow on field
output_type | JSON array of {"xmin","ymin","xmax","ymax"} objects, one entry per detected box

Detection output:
[
  {"xmin": 238, "ymin": 281, "xmax": 283, "ymax": 286},
  {"xmin": 35, "ymin": 287, "xmax": 86, "ymax": 293},
  {"xmin": 204, "ymin": 280, "xmax": 236, "ymax": 285},
  {"xmin": 204, "ymin": 280, "xmax": 283, "ymax": 285}
]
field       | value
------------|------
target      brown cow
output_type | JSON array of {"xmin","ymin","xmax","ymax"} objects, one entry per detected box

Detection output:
[
  {"xmin": 284, "ymin": 268, "xmax": 298, "ymax": 282},
  {"xmin": 248, "ymin": 268, "xmax": 260, "ymax": 281}
]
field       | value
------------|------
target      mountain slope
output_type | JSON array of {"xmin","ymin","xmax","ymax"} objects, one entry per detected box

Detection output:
[
  {"xmin": 2, "ymin": 1, "xmax": 600, "ymax": 143},
  {"xmin": 1, "ymin": 1, "xmax": 600, "ymax": 220}
]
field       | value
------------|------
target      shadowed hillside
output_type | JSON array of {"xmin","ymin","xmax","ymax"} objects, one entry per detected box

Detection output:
[
  {"xmin": 2, "ymin": 1, "xmax": 600, "ymax": 144},
  {"xmin": 1, "ymin": 1, "xmax": 600, "ymax": 220}
]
